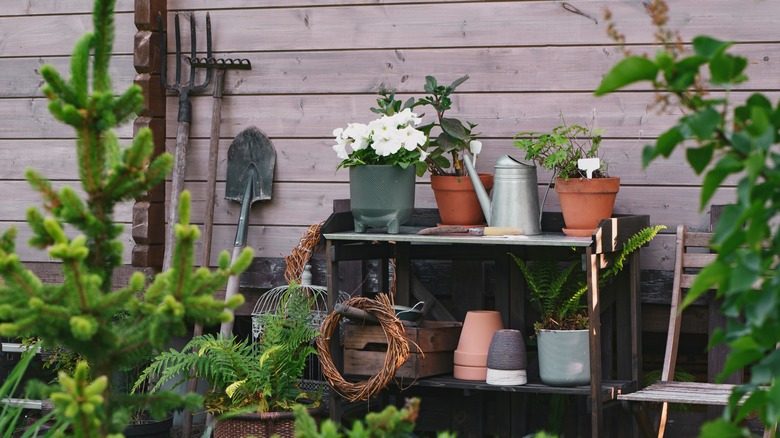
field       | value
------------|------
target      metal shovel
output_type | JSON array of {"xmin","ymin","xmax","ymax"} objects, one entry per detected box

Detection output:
[{"xmin": 219, "ymin": 127, "xmax": 276, "ymax": 338}]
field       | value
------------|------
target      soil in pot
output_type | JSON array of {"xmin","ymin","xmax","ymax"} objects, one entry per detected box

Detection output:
[{"xmin": 431, "ymin": 174, "xmax": 494, "ymax": 226}]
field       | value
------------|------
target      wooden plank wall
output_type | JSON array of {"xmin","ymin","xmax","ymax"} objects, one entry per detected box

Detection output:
[
  {"xmin": 158, "ymin": 0, "xmax": 778, "ymax": 279},
  {"xmin": 3, "ymin": 1, "xmax": 779, "ymax": 278},
  {"xmin": 0, "ymin": 0, "xmax": 138, "ymax": 269}
]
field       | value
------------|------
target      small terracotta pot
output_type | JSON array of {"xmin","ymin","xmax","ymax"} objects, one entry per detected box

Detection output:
[
  {"xmin": 453, "ymin": 364, "xmax": 488, "ymax": 381},
  {"xmin": 454, "ymin": 310, "xmax": 503, "ymax": 378},
  {"xmin": 431, "ymin": 173, "xmax": 494, "ymax": 225},
  {"xmin": 555, "ymin": 177, "xmax": 620, "ymax": 237}
]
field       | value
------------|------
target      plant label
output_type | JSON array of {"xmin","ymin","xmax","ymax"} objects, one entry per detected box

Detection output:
[{"xmin": 578, "ymin": 158, "xmax": 601, "ymax": 179}]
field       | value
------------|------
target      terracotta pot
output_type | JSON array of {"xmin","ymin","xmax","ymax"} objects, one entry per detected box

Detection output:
[
  {"xmin": 431, "ymin": 173, "xmax": 494, "ymax": 225},
  {"xmin": 555, "ymin": 177, "xmax": 620, "ymax": 237},
  {"xmin": 453, "ymin": 364, "xmax": 488, "ymax": 381},
  {"xmin": 453, "ymin": 310, "xmax": 503, "ymax": 380}
]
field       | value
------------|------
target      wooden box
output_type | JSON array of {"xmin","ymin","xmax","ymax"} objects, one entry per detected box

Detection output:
[{"xmin": 342, "ymin": 320, "xmax": 462, "ymax": 379}]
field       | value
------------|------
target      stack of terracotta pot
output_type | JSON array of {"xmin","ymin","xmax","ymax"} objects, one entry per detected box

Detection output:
[{"xmin": 453, "ymin": 310, "xmax": 503, "ymax": 380}]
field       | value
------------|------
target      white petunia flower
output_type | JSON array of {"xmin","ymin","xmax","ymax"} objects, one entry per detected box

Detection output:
[
  {"xmin": 372, "ymin": 130, "xmax": 404, "ymax": 156},
  {"xmin": 332, "ymin": 137, "xmax": 350, "ymax": 160},
  {"xmin": 399, "ymin": 125, "xmax": 427, "ymax": 151}
]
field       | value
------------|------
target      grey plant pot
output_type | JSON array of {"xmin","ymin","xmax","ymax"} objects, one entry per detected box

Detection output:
[
  {"xmin": 486, "ymin": 329, "xmax": 527, "ymax": 385},
  {"xmin": 349, "ymin": 165, "xmax": 416, "ymax": 234},
  {"xmin": 537, "ymin": 329, "xmax": 590, "ymax": 386}
]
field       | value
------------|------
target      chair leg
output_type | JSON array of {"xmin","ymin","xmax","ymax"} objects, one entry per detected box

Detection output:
[{"xmin": 657, "ymin": 402, "xmax": 670, "ymax": 438}]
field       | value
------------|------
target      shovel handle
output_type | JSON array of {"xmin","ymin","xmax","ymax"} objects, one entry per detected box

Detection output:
[{"xmin": 219, "ymin": 245, "xmax": 245, "ymax": 338}]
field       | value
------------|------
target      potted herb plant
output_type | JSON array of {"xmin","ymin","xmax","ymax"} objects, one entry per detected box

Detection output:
[
  {"xmin": 333, "ymin": 91, "xmax": 427, "ymax": 234},
  {"xmin": 511, "ymin": 225, "xmax": 664, "ymax": 386},
  {"xmin": 514, "ymin": 122, "xmax": 620, "ymax": 236},
  {"xmin": 136, "ymin": 284, "xmax": 321, "ymax": 438},
  {"xmin": 414, "ymin": 75, "xmax": 492, "ymax": 226}
]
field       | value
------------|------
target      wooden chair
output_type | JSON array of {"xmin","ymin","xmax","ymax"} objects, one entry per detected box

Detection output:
[{"xmin": 619, "ymin": 225, "xmax": 776, "ymax": 438}]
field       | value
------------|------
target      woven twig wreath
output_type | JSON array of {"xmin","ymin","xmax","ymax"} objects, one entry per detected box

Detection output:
[{"xmin": 317, "ymin": 294, "xmax": 410, "ymax": 401}]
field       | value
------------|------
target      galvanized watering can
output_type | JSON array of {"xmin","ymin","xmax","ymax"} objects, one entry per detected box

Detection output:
[{"xmin": 463, "ymin": 154, "xmax": 542, "ymax": 235}]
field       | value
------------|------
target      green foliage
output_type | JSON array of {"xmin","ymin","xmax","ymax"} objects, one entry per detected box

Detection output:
[
  {"xmin": 0, "ymin": 0, "xmax": 250, "ymax": 435},
  {"xmin": 138, "ymin": 284, "xmax": 320, "ymax": 414},
  {"xmin": 292, "ymin": 397, "xmax": 457, "ymax": 438},
  {"xmin": 511, "ymin": 226, "xmax": 664, "ymax": 332},
  {"xmin": 414, "ymin": 75, "xmax": 481, "ymax": 177},
  {"xmin": 514, "ymin": 122, "xmax": 606, "ymax": 180},
  {"xmin": 597, "ymin": 1, "xmax": 780, "ymax": 434}
]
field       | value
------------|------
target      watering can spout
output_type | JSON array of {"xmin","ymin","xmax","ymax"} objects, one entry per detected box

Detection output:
[{"xmin": 463, "ymin": 154, "xmax": 492, "ymax": 225}]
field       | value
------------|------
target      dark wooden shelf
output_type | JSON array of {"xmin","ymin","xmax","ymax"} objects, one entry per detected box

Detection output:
[{"xmin": 379, "ymin": 375, "xmax": 635, "ymax": 401}]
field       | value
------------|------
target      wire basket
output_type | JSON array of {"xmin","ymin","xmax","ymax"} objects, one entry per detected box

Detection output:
[{"xmin": 251, "ymin": 264, "xmax": 350, "ymax": 399}]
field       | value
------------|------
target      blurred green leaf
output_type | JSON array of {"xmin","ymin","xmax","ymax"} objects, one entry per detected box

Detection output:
[
  {"xmin": 686, "ymin": 143, "xmax": 715, "ymax": 175},
  {"xmin": 594, "ymin": 56, "xmax": 658, "ymax": 96}
]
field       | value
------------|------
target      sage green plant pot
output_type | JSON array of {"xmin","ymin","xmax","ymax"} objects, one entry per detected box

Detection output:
[
  {"xmin": 349, "ymin": 165, "xmax": 416, "ymax": 234},
  {"xmin": 537, "ymin": 329, "xmax": 590, "ymax": 386}
]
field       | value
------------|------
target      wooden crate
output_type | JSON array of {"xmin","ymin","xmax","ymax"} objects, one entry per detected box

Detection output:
[{"xmin": 342, "ymin": 321, "xmax": 462, "ymax": 378}]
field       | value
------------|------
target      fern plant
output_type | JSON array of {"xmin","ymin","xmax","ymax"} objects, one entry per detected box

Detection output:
[
  {"xmin": 512, "ymin": 225, "xmax": 665, "ymax": 332},
  {"xmin": 137, "ymin": 284, "xmax": 320, "ymax": 414}
]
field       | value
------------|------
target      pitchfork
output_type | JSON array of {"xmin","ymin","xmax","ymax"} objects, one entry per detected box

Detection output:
[{"xmin": 157, "ymin": 12, "xmax": 213, "ymax": 272}]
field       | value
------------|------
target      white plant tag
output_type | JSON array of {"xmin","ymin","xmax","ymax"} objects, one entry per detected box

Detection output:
[{"xmin": 578, "ymin": 158, "xmax": 601, "ymax": 179}]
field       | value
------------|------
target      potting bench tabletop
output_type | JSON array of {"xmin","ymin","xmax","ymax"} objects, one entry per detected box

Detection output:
[{"xmin": 322, "ymin": 209, "xmax": 650, "ymax": 437}]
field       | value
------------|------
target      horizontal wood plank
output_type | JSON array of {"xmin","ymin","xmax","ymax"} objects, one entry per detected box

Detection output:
[
  {"xmin": 0, "ymin": 100, "xmax": 134, "ymax": 139},
  {"xmin": 0, "ymin": 13, "xmax": 135, "ymax": 57},
  {"xmin": 170, "ymin": 138, "xmax": 708, "ymax": 187},
  {"xmin": 169, "ymin": 0, "xmax": 474, "ymax": 10},
  {"xmin": 159, "ymin": 44, "xmax": 780, "ymax": 95},
  {"xmin": 0, "ymin": 56, "xmax": 135, "ymax": 98},
  {"xmin": 0, "ymin": 0, "xmax": 134, "ymax": 16},
  {"xmin": 0, "ymin": 182, "xmax": 133, "ymax": 221},
  {"xmin": 167, "ymin": 92, "xmax": 776, "ymax": 141},
  {"xmin": 162, "ymin": 1, "xmax": 780, "ymax": 52}
]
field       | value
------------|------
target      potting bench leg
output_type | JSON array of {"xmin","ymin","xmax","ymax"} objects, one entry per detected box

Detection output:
[{"xmin": 586, "ymin": 247, "xmax": 603, "ymax": 437}]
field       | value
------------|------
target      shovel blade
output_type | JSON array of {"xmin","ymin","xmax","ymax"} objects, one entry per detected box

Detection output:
[{"xmin": 225, "ymin": 126, "xmax": 276, "ymax": 203}]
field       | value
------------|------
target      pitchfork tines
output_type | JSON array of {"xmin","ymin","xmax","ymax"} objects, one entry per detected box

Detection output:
[{"xmin": 157, "ymin": 11, "xmax": 213, "ymax": 122}]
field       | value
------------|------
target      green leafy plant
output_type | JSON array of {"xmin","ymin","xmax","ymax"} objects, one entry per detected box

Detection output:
[
  {"xmin": 596, "ymin": 0, "xmax": 780, "ymax": 434},
  {"xmin": 0, "ymin": 0, "xmax": 251, "ymax": 435},
  {"xmin": 293, "ymin": 397, "xmax": 456, "ymax": 438},
  {"xmin": 415, "ymin": 75, "xmax": 482, "ymax": 177},
  {"xmin": 137, "ymin": 284, "xmax": 320, "ymax": 414},
  {"xmin": 514, "ymin": 121, "xmax": 606, "ymax": 180},
  {"xmin": 512, "ymin": 226, "xmax": 664, "ymax": 332}
]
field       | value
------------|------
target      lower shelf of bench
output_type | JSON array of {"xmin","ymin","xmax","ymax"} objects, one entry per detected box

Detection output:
[
  {"xmin": 618, "ymin": 381, "xmax": 737, "ymax": 406},
  {"xmin": 347, "ymin": 374, "xmax": 634, "ymax": 401}
]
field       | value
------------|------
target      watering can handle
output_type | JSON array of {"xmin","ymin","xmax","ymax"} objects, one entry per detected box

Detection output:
[{"xmin": 463, "ymin": 154, "xmax": 492, "ymax": 225}]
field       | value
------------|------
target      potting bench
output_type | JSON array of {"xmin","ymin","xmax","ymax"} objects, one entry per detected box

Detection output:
[{"xmin": 322, "ymin": 210, "xmax": 650, "ymax": 437}]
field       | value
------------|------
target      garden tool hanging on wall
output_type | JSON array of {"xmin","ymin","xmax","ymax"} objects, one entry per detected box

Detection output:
[
  {"xmin": 188, "ymin": 56, "xmax": 251, "ymax": 270},
  {"xmin": 219, "ymin": 127, "xmax": 277, "ymax": 338},
  {"xmin": 158, "ymin": 12, "xmax": 212, "ymax": 272}
]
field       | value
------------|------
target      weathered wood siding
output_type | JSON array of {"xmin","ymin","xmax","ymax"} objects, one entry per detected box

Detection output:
[
  {"xmin": 0, "ymin": 0, "xmax": 137, "ymax": 265},
  {"xmin": 3, "ymin": 1, "xmax": 779, "ymax": 274},
  {"xmin": 159, "ymin": 0, "xmax": 778, "ymax": 273}
]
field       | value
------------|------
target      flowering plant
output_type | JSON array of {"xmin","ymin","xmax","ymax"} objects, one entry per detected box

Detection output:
[{"xmin": 333, "ymin": 104, "xmax": 427, "ymax": 171}]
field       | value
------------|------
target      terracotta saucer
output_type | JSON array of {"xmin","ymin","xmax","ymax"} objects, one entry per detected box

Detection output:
[{"xmin": 562, "ymin": 228, "xmax": 595, "ymax": 237}]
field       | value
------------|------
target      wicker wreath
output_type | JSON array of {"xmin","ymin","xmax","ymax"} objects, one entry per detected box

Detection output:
[{"xmin": 316, "ymin": 294, "xmax": 410, "ymax": 401}]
